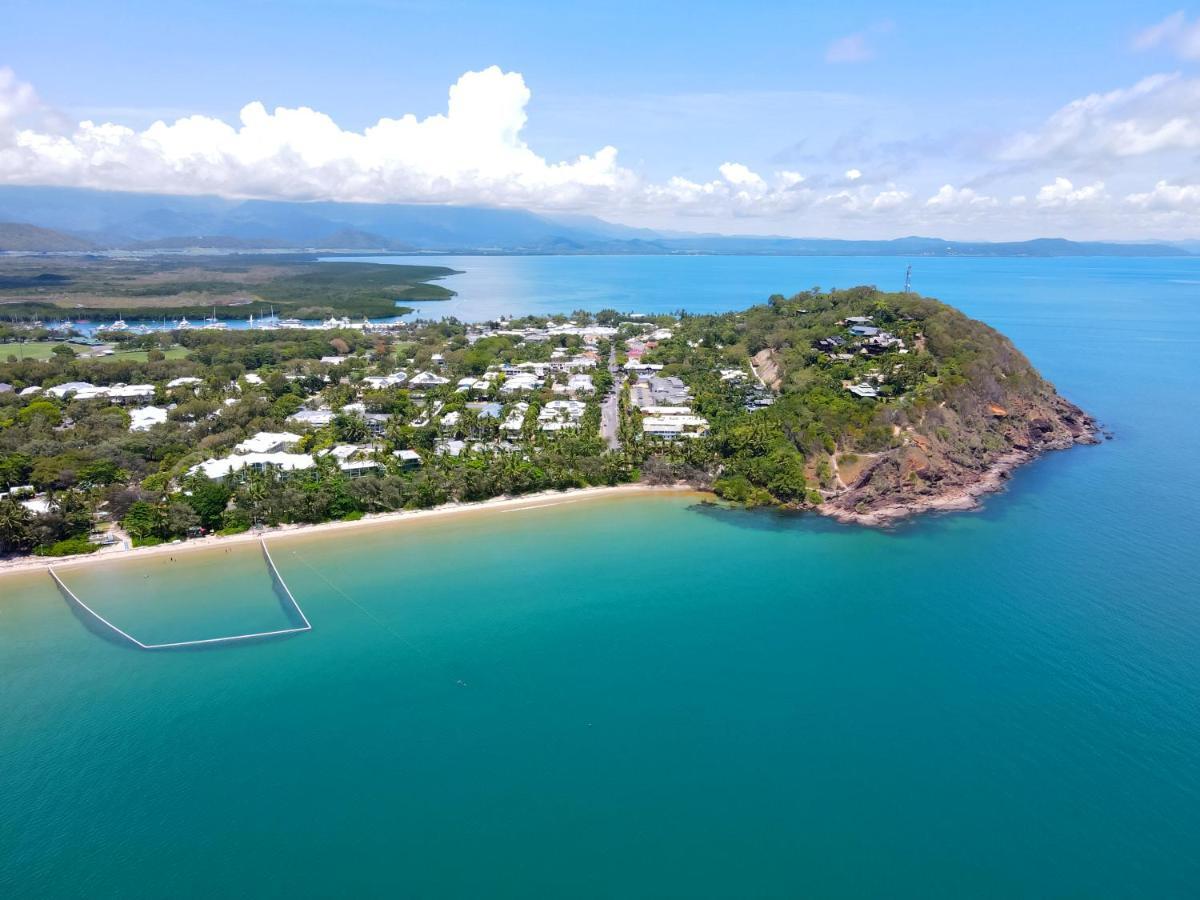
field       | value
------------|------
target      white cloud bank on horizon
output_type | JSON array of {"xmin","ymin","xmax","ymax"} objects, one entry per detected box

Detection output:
[{"xmin": 1, "ymin": 63, "xmax": 1199, "ymax": 238}]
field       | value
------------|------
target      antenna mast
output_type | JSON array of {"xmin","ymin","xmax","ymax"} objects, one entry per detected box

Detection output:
[{"xmin": 903, "ymin": 265, "xmax": 912, "ymax": 294}]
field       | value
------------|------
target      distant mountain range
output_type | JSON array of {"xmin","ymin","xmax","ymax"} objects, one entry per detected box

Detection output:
[
  {"xmin": 0, "ymin": 221, "xmax": 97, "ymax": 252},
  {"xmin": 0, "ymin": 185, "xmax": 1190, "ymax": 257}
]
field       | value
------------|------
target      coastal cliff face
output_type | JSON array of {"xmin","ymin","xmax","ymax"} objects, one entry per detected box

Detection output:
[{"xmin": 821, "ymin": 377, "xmax": 1098, "ymax": 525}]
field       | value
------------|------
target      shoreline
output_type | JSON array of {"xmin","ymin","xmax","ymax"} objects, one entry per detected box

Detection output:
[
  {"xmin": 816, "ymin": 421, "xmax": 1102, "ymax": 527},
  {"xmin": 0, "ymin": 424, "xmax": 1102, "ymax": 577},
  {"xmin": 816, "ymin": 449, "xmax": 1031, "ymax": 527},
  {"xmin": 0, "ymin": 484, "xmax": 700, "ymax": 579}
]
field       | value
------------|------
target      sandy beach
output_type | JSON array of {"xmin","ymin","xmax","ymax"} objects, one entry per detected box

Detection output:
[{"xmin": 0, "ymin": 483, "xmax": 700, "ymax": 579}]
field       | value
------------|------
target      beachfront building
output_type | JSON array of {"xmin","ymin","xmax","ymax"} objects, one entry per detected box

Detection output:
[
  {"xmin": 393, "ymin": 449, "xmax": 422, "ymax": 469},
  {"xmin": 189, "ymin": 452, "xmax": 314, "ymax": 480},
  {"xmin": 320, "ymin": 444, "xmax": 384, "ymax": 478}
]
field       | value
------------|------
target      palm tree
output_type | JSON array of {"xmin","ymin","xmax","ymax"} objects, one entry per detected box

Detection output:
[{"xmin": 0, "ymin": 499, "xmax": 34, "ymax": 552}]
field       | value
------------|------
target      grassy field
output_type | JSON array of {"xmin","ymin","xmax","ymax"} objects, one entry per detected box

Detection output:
[
  {"xmin": 0, "ymin": 342, "xmax": 191, "ymax": 362},
  {"xmin": 0, "ymin": 341, "xmax": 67, "ymax": 360},
  {"xmin": 0, "ymin": 255, "xmax": 457, "ymax": 321},
  {"xmin": 105, "ymin": 347, "xmax": 191, "ymax": 362}
]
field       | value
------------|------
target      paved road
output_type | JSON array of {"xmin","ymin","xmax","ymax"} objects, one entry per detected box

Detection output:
[{"xmin": 600, "ymin": 345, "xmax": 622, "ymax": 449}]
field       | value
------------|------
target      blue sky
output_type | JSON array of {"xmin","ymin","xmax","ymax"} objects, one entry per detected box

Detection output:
[{"xmin": 2, "ymin": 0, "xmax": 1200, "ymax": 239}]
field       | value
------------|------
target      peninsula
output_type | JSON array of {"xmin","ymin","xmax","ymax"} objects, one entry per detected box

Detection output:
[{"xmin": 0, "ymin": 285, "xmax": 1096, "ymax": 563}]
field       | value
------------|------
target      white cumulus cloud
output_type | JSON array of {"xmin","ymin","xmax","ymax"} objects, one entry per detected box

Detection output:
[
  {"xmin": 1125, "ymin": 179, "xmax": 1200, "ymax": 210},
  {"xmin": 0, "ymin": 66, "xmax": 631, "ymax": 208},
  {"xmin": 1001, "ymin": 73, "xmax": 1200, "ymax": 161},
  {"xmin": 925, "ymin": 184, "xmax": 997, "ymax": 210},
  {"xmin": 717, "ymin": 162, "xmax": 768, "ymax": 192},
  {"xmin": 0, "ymin": 67, "xmax": 40, "ymax": 126},
  {"xmin": 819, "ymin": 185, "xmax": 912, "ymax": 214},
  {"xmin": 1035, "ymin": 177, "xmax": 1106, "ymax": 207}
]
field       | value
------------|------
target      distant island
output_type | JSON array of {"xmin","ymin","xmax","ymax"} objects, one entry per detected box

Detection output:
[
  {"xmin": 0, "ymin": 255, "xmax": 457, "ymax": 322},
  {"xmin": 0, "ymin": 281, "xmax": 1097, "ymax": 562}
]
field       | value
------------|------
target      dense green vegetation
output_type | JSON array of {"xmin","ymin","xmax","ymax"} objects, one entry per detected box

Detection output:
[
  {"xmin": 633, "ymin": 286, "xmax": 1058, "ymax": 505},
  {"xmin": 0, "ymin": 317, "xmax": 628, "ymax": 555},
  {"xmin": 0, "ymin": 285, "xmax": 1073, "ymax": 556},
  {"xmin": 0, "ymin": 255, "xmax": 456, "ymax": 321}
]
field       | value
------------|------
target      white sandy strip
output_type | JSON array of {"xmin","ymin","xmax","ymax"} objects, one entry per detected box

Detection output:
[{"xmin": 0, "ymin": 484, "xmax": 698, "ymax": 580}]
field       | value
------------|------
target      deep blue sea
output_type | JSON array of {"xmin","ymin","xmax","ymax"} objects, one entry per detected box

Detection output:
[{"xmin": 2, "ymin": 255, "xmax": 1199, "ymax": 897}]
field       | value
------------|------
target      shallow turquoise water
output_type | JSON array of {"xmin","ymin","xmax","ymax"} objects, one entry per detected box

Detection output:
[{"xmin": 3, "ymin": 256, "xmax": 1199, "ymax": 896}]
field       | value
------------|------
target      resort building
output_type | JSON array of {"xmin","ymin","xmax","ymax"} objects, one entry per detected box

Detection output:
[{"xmin": 189, "ymin": 452, "xmax": 314, "ymax": 480}]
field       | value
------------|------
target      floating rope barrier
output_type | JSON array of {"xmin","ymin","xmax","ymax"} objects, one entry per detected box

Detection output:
[
  {"xmin": 284, "ymin": 548, "xmax": 426, "ymax": 656},
  {"xmin": 49, "ymin": 538, "xmax": 311, "ymax": 650}
]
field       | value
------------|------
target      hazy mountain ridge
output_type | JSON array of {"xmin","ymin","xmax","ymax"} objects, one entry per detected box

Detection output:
[
  {"xmin": 0, "ymin": 186, "xmax": 1189, "ymax": 256},
  {"xmin": 0, "ymin": 222, "xmax": 97, "ymax": 252}
]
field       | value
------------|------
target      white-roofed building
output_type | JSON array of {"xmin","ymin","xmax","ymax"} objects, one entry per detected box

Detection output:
[
  {"xmin": 538, "ymin": 399, "xmax": 586, "ymax": 432},
  {"xmin": 500, "ymin": 372, "xmax": 541, "ymax": 393},
  {"xmin": 189, "ymin": 452, "xmax": 314, "ymax": 480},
  {"xmin": 642, "ymin": 415, "xmax": 709, "ymax": 438},
  {"xmin": 46, "ymin": 381, "xmax": 95, "ymax": 398},
  {"xmin": 393, "ymin": 449, "xmax": 422, "ymax": 469},
  {"xmin": 288, "ymin": 408, "xmax": 335, "ymax": 427},
  {"xmin": 128, "ymin": 406, "xmax": 168, "ymax": 431},
  {"xmin": 362, "ymin": 372, "xmax": 407, "ymax": 389},
  {"xmin": 234, "ymin": 431, "xmax": 302, "ymax": 454},
  {"xmin": 555, "ymin": 373, "xmax": 594, "ymax": 395},
  {"xmin": 409, "ymin": 371, "xmax": 449, "ymax": 387},
  {"xmin": 106, "ymin": 384, "xmax": 156, "ymax": 405},
  {"xmin": 501, "ymin": 402, "xmax": 529, "ymax": 433}
]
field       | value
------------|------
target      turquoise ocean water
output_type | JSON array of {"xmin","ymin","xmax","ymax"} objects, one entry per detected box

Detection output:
[{"xmin": 2, "ymin": 256, "xmax": 1199, "ymax": 897}]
